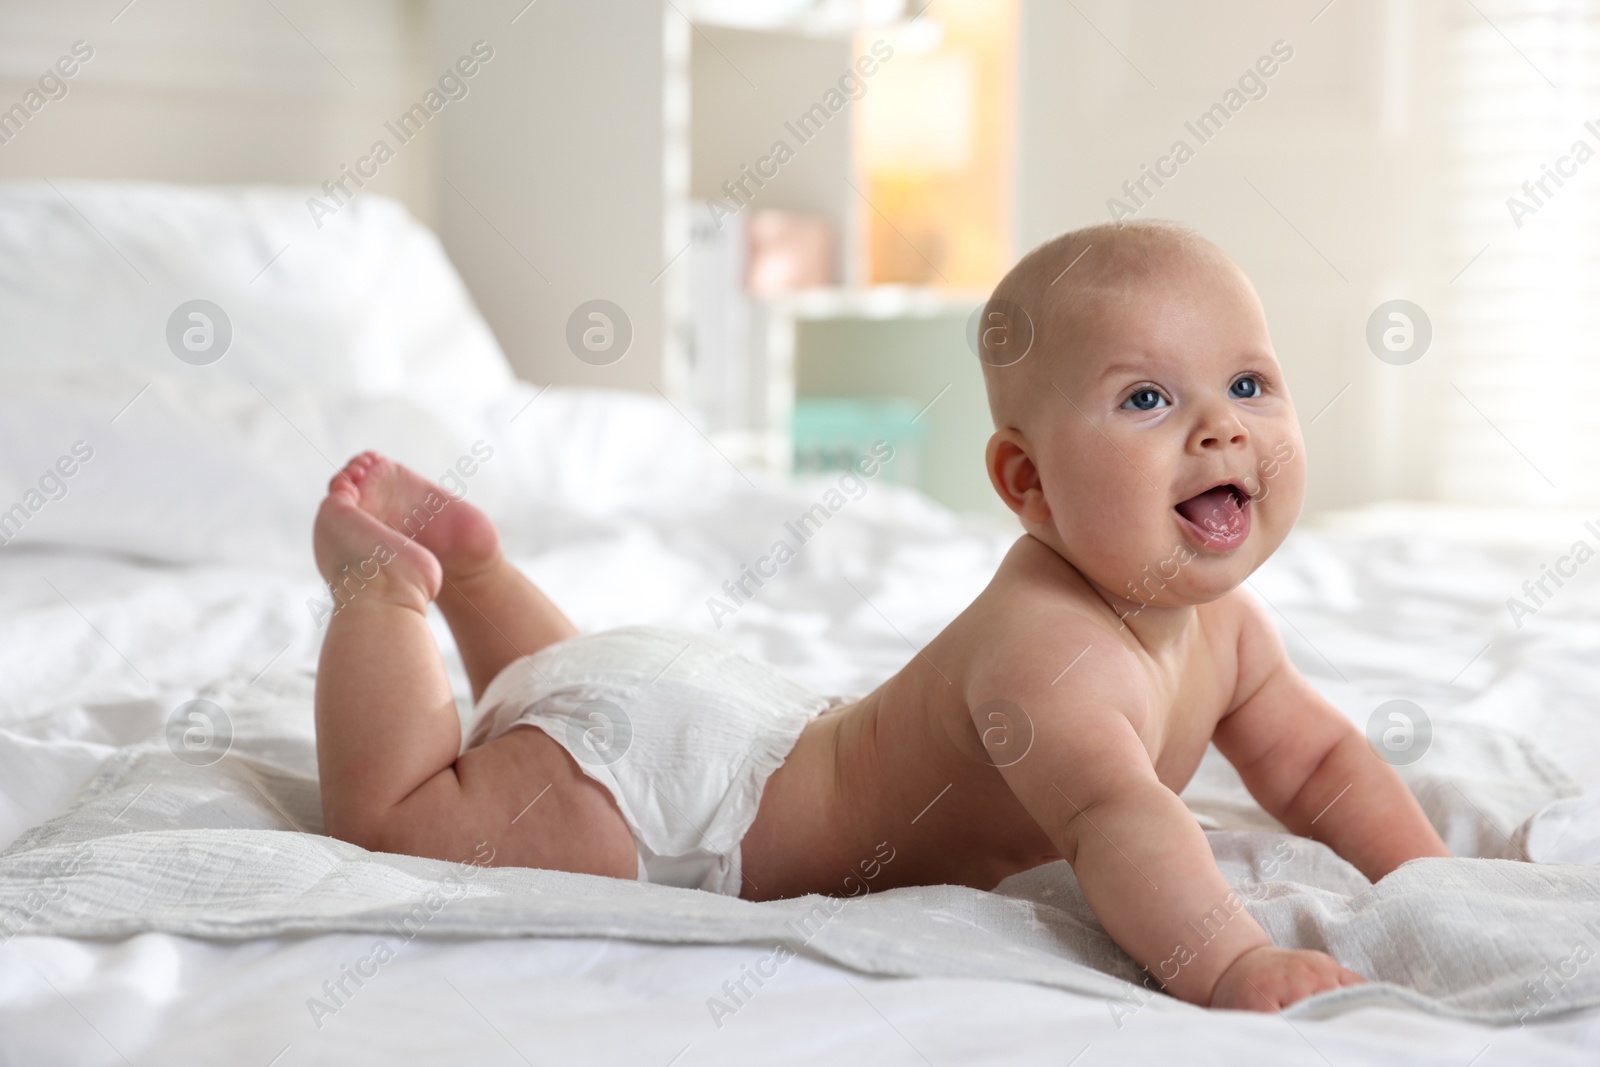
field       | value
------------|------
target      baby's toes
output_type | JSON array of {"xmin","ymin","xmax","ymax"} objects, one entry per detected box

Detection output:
[
  {"xmin": 329, "ymin": 453, "xmax": 372, "ymax": 492},
  {"xmin": 348, "ymin": 452, "xmax": 382, "ymax": 483}
]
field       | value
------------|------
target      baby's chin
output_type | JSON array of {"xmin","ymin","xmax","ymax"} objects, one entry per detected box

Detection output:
[
  {"xmin": 1155, "ymin": 568, "xmax": 1252, "ymax": 606},
  {"xmin": 1093, "ymin": 543, "xmax": 1267, "ymax": 612}
]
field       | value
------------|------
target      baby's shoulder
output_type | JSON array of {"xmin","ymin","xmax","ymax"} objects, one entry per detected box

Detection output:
[{"xmin": 959, "ymin": 537, "xmax": 1147, "ymax": 697}]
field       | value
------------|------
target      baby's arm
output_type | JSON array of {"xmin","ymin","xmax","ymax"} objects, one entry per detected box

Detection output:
[
  {"xmin": 972, "ymin": 626, "xmax": 1359, "ymax": 1009},
  {"xmin": 1214, "ymin": 594, "xmax": 1451, "ymax": 882}
]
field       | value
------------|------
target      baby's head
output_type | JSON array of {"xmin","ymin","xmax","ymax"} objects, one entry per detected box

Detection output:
[{"xmin": 978, "ymin": 221, "xmax": 1305, "ymax": 610}]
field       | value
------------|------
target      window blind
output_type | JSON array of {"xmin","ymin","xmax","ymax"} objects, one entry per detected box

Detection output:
[{"xmin": 1443, "ymin": 0, "xmax": 1600, "ymax": 506}]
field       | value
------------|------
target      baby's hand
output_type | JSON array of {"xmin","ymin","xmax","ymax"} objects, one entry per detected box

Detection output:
[{"xmin": 1209, "ymin": 946, "xmax": 1365, "ymax": 1011}]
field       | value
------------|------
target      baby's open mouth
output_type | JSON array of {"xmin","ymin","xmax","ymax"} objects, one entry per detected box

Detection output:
[{"xmin": 1174, "ymin": 482, "xmax": 1251, "ymax": 550}]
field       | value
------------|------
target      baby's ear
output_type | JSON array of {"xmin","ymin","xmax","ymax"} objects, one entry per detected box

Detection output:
[{"xmin": 985, "ymin": 430, "xmax": 1050, "ymax": 524}]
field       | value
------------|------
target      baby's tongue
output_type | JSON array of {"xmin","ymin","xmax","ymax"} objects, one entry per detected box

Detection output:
[{"xmin": 1176, "ymin": 485, "xmax": 1243, "ymax": 533}]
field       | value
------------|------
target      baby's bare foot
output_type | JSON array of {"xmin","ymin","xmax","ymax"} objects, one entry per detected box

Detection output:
[
  {"xmin": 332, "ymin": 451, "xmax": 501, "ymax": 580},
  {"xmin": 313, "ymin": 461, "xmax": 443, "ymax": 615}
]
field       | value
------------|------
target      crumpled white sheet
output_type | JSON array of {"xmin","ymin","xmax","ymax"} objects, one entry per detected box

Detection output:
[
  {"xmin": 9, "ymin": 932, "xmax": 1593, "ymax": 1067},
  {"xmin": 1, "ymin": 653, "xmax": 1594, "ymax": 1027},
  {"xmin": 5, "ymin": 466, "xmax": 1600, "ymax": 1059}
]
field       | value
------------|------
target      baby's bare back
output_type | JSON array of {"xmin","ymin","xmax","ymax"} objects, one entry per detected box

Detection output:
[{"xmin": 739, "ymin": 534, "xmax": 1253, "ymax": 901}]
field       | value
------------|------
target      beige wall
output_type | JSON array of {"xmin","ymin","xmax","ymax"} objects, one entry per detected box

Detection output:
[
  {"xmin": 428, "ymin": 0, "xmax": 677, "ymax": 394},
  {"xmin": 0, "ymin": 1, "xmax": 438, "ymax": 224},
  {"xmin": 1, "ymin": 0, "xmax": 1464, "ymax": 518}
]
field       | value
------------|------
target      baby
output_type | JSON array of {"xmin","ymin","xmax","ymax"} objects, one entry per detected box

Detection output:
[{"xmin": 311, "ymin": 220, "xmax": 1450, "ymax": 1013}]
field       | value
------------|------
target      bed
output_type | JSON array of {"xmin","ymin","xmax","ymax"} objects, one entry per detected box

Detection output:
[{"xmin": 1, "ymin": 182, "xmax": 1598, "ymax": 1066}]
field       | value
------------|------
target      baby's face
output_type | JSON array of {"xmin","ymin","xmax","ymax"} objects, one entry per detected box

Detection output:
[{"xmin": 1035, "ymin": 261, "xmax": 1305, "ymax": 608}]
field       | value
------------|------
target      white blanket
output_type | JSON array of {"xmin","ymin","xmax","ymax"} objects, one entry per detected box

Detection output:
[{"xmin": 2, "ymin": 638, "xmax": 1595, "ymax": 1027}]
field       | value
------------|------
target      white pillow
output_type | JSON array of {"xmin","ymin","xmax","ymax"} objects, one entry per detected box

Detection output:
[
  {"xmin": 0, "ymin": 372, "xmax": 512, "ymax": 567},
  {"xmin": 0, "ymin": 181, "xmax": 755, "ymax": 564},
  {"xmin": 487, "ymin": 385, "xmax": 752, "ymax": 521},
  {"xmin": 0, "ymin": 181, "xmax": 513, "ymax": 412},
  {"xmin": 0, "ymin": 373, "xmax": 750, "ymax": 567}
]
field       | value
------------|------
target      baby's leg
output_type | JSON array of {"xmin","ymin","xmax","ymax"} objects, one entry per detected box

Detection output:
[
  {"xmin": 312, "ymin": 459, "xmax": 635, "ymax": 874},
  {"xmin": 440, "ymin": 566, "xmax": 576, "ymax": 702},
  {"xmin": 330, "ymin": 452, "xmax": 577, "ymax": 702}
]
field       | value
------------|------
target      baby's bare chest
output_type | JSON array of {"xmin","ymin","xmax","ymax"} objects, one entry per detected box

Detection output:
[
  {"xmin": 1133, "ymin": 645, "xmax": 1238, "ymax": 791},
  {"xmin": 755, "ymin": 613, "xmax": 1244, "ymax": 894}
]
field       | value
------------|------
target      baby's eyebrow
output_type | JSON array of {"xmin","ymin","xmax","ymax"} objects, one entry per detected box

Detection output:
[{"xmin": 1097, "ymin": 361, "xmax": 1152, "ymax": 381}]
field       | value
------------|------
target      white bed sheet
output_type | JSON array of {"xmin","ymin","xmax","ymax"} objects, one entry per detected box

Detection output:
[
  {"xmin": 6, "ymin": 933, "xmax": 1598, "ymax": 1067},
  {"xmin": 4, "ymin": 490, "xmax": 1600, "ymax": 1064}
]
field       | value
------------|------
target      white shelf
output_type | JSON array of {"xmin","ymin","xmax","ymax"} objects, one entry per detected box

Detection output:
[
  {"xmin": 764, "ymin": 284, "xmax": 984, "ymax": 320},
  {"xmin": 687, "ymin": 0, "xmax": 912, "ymax": 38}
]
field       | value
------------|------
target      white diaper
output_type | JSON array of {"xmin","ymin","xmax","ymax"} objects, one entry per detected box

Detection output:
[{"xmin": 464, "ymin": 626, "xmax": 836, "ymax": 896}]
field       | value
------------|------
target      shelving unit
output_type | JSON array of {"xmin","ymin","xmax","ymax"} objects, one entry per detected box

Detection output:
[
  {"xmin": 759, "ymin": 284, "xmax": 982, "ymax": 470},
  {"xmin": 433, "ymin": 0, "xmax": 1007, "ymax": 511},
  {"xmin": 670, "ymin": 0, "xmax": 947, "ymax": 475}
]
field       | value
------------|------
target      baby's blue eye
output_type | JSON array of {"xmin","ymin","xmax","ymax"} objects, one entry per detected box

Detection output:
[
  {"xmin": 1229, "ymin": 376, "xmax": 1262, "ymax": 399},
  {"xmin": 1122, "ymin": 388, "xmax": 1167, "ymax": 411}
]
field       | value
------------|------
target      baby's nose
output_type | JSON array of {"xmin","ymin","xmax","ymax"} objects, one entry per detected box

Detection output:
[{"xmin": 1189, "ymin": 411, "xmax": 1249, "ymax": 451}]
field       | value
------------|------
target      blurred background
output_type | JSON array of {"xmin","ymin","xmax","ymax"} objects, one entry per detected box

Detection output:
[{"xmin": 1, "ymin": 0, "xmax": 1591, "ymax": 521}]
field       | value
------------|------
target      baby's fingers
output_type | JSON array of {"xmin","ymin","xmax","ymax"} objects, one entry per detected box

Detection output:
[
  {"xmin": 1237, "ymin": 975, "xmax": 1291, "ymax": 1012},
  {"xmin": 1212, "ymin": 949, "xmax": 1365, "ymax": 1012},
  {"xmin": 1245, "ymin": 963, "xmax": 1355, "ymax": 1011},
  {"xmin": 1282, "ymin": 960, "xmax": 1364, "ymax": 1008}
]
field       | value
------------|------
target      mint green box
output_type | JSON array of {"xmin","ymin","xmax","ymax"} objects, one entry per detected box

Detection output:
[{"xmin": 791, "ymin": 397, "xmax": 924, "ymax": 487}]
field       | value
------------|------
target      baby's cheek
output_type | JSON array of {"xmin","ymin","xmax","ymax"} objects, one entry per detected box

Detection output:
[
  {"xmin": 1281, "ymin": 449, "xmax": 1309, "ymax": 514},
  {"xmin": 1263, "ymin": 437, "xmax": 1307, "ymax": 506}
]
